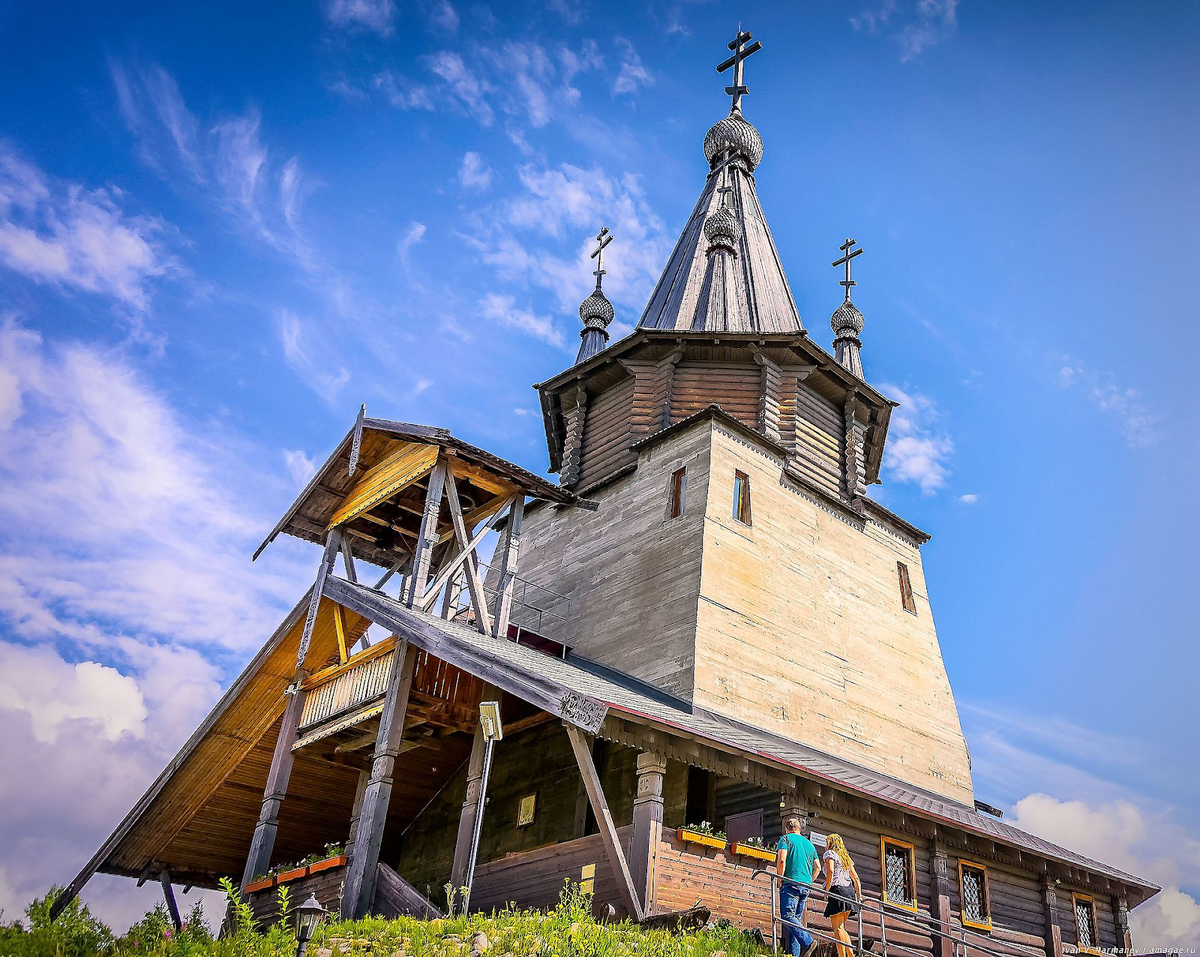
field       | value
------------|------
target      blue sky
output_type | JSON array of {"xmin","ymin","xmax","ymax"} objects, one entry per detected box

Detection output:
[{"xmin": 0, "ymin": 0, "xmax": 1197, "ymax": 942}]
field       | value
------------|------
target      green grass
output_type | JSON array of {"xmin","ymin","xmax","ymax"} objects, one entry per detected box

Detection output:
[{"xmin": 0, "ymin": 882, "xmax": 769, "ymax": 957}]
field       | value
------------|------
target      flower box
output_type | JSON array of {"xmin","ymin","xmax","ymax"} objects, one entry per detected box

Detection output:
[
  {"xmin": 732, "ymin": 843, "xmax": 776, "ymax": 863},
  {"xmin": 244, "ymin": 876, "xmax": 276, "ymax": 894},
  {"xmin": 308, "ymin": 854, "xmax": 347, "ymax": 875},
  {"xmin": 277, "ymin": 865, "xmax": 310, "ymax": 884},
  {"xmin": 678, "ymin": 828, "xmax": 727, "ymax": 850}
]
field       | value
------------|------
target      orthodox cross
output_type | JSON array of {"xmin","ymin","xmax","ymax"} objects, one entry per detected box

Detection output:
[
  {"xmin": 716, "ymin": 26, "xmax": 762, "ymax": 114},
  {"xmin": 833, "ymin": 238, "xmax": 864, "ymax": 300},
  {"xmin": 590, "ymin": 227, "xmax": 613, "ymax": 286}
]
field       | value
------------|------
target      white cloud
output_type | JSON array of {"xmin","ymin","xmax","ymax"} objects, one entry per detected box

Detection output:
[
  {"xmin": 283, "ymin": 448, "xmax": 317, "ymax": 486},
  {"xmin": 879, "ymin": 382, "xmax": 953, "ymax": 494},
  {"xmin": 0, "ymin": 147, "xmax": 170, "ymax": 313},
  {"xmin": 471, "ymin": 162, "xmax": 670, "ymax": 319},
  {"xmin": 1057, "ymin": 359, "xmax": 1159, "ymax": 447},
  {"xmin": 323, "ymin": 0, "xmax": 395, "ymax": 35},
  {"xmin": 478, "ymin": 293, "xmax": 566, "ymax": 349},
  {"xmin": 1009, "ymin": 795, "xmax": 1200, "ymax": 949},
  {"xmin": 397, "ymin": 221, "xmax": 427, "ymax": 278},
  {"xmin": 612, "ymin": 39, "xmax": 654, "ymax": 96},
  {"xmin": 0, "ymin": 644, "xmax": 147, "ymax": 744},
  {"xmin": 458, "ymin": 151, "xmax": 493, "ymax": 191},
  {"xmin": 0, "ymin": 320, "xmax": 308, "ymax": 928},
  {"xmin": 957, "ymin": 493, "xmax": 978, "ymax": 504}
]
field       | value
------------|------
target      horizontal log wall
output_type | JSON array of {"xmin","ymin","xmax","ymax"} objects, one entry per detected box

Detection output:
[
  {"xmin": 790, "ymin": 383, "xmax": 843, "ymax": 499},
  {"xmin": 947, "ymin": 862, "xmax": 1047, "ymax": 957},
  {"xmin": 471, "ymin": 827, "xmax": 634, "ymax": 918},
  {"xmin": 578, "ymin": 377, "xmax": 635, "ymax": 489},
  {"xmin": 670, "ymin": 364, "xmax": 761, "ymax": 430},
  {"xmin": 246, "ymin": 865, "xmax": 345, "ymax": 928}
]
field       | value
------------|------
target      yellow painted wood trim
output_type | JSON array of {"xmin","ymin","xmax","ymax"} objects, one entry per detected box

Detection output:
[
  {"xmin": 1071, "ymin": 892, "xmax": 1103, "ymax": 956},
  {"xmin": 333, "ymin": 605, "xmax": 349, "ymax": 665},
  {"xmin": 302, "ymin": 635, "xmax": 398, "ymax": 691},
  {"xmin": 957, "ymin": 860, "xmax": 992, "ymax": 932},
  {"xmin": 328, "ymin": 442, "xmax": 438, "ymax": 528},
  {"xmin": 448, "ymin": 457, "xmax": 519, "ymax": 497},
  {"xmin": 879, "ymin": 836, "xmax": 920, "ymax": 913}
]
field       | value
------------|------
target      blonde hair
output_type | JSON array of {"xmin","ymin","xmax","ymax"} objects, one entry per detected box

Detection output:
[{"xmin": 826, "ymin": 833, "xmax": 853, "ymax": 871}]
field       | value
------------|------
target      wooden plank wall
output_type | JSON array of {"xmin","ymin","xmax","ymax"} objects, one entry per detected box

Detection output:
[
  {"xmin": 513, "ymin": 422, "xmax": 711, "ymax": 697},
  {"xmin": 694, "ymin": 425, "xmax": 975, "ymax": 804},
  {"xmin": 471, "ymin": 828, "xmax": 634, "ymax": 917},
  {"xmin": 578, "ymin": 377, "xmax": 635, "ymax": 489},
  {"xmin": 247, "ymin": 865, "xmax": 345, "ymax": 928},
  {"xmin": 946, "ymin": 864, "xmax": 1046, "ymax": 957}
]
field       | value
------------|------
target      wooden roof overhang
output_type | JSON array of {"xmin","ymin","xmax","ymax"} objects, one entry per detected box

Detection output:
[
  {"xmin": 533, "ymin": 329, "xmax": 894, "ymax": 485},
  {"xmin": 253, "ymin": 417, "xmax": 578, "ymax": 567}
]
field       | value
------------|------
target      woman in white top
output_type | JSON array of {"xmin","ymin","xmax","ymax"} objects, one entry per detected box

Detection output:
[{"xmin": 821, "ymin": 834, "xmax": 862, "ymax": 957}]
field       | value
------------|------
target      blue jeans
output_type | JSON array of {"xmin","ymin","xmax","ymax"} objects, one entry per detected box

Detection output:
[{"xmin": 780, "ymin": 882, "xmax": 813, "ymax": 956}]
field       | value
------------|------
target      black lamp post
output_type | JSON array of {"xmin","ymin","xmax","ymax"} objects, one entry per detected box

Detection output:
[{"xmin": 295, "ymin": 893, "xmax": 325, "ymax": 957}]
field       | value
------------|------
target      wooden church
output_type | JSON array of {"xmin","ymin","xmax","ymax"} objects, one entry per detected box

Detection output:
[{"xmin": 54, "ymin": 29, "xmax": 1156, "ymax": 957}]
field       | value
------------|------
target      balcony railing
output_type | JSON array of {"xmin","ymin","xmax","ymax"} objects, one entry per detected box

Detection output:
[{"xmin": 299, "ymin": 640, "xmax": 397, "ymax": 731}]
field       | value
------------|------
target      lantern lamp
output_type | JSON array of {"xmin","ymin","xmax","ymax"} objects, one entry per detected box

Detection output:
[{"xmin": 294, "ymin": 893, "xmax": 324, "ymax": 957}]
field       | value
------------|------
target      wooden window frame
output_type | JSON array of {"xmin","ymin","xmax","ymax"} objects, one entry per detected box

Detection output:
[
  {"xmin": 733, "ymin": 470, "xmax": 752, "ymax": 526},
  {"xmin": 957, "ymin": 860, "xmax": 992, "ymax": 932},
  {"xmin": 669, "ymin": 467, "xmax": 687, "ymax": 518},
  {"xmin": 1072, "ymin": 892, "xmax": 1102, "ymax": 956},
  {"xmin": 897, "ymin": 561, "xmax": 917, "ymax": 615},
  {"xmin": 879, "ymin": 836, "xmax": 919, "ymax": 913}
]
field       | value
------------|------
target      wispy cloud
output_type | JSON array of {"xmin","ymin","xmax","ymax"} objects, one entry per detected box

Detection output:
[
  {"xmin": 478, "ymin": 293, "xmax": 566, "ymax": 349},
  {"xmin": 0, "ymin": 146, "xmax": 173, "ymax": 320},
  {"xmin": 851, "ymin": 0, "xmax": 959, "ymax": 62},
  {"xmin": 613, "ymin": 39, "xmax": 654, "ymax": 96},
  {"xmin": 957, "ymin": 492, "xmax": 978, "ymax": 504},
  {"xmin": 283, "ymin": 448, "xmax": 317, "ymax": 487},
  {"xmin": 879, "ymin": 382, "xmax": 953, "ymax": 494},
  {"xmin": 322, "ymin": 0, "xmax": 396, "ymax": 36},
  {"xmin": 1057, "ymin": 359, "xmax": 1160, "ymax": 447},
  {"xmin": 458, "ymin": 151, "xmax": 493, "ymax": 191},
  {"xmin": 275, "ymin": 307, "xmax": 351, "ymax": 403},
  {"xmin": 426, "ymin": 0, "xmax": 459, "ymax": 33}
]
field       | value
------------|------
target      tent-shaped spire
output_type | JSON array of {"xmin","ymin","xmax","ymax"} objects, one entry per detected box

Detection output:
[{"xmin": 636, "ymin": 107, "xmax": 804, "ymax": 334}]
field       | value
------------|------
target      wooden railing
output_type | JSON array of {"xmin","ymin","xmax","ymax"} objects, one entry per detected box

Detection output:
[{"xmin": 300, "ymin": 640, "xmax": 397, "ymax": 730}]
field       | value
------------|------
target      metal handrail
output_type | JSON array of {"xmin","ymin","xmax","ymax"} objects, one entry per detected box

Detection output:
[{"xmin": 753, "ymin": 871, "xmax": 1042, "ymax": 957}]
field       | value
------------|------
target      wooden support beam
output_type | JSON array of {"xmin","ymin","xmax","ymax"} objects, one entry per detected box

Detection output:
[
  {"xmin": 405, "ymin": 459, "xmax": 448, "ymax": 607},
  {"xmin": 1041, "ymin": 874, "xmax": 1064, "ymax": 957},
  {"xmin": 240, "ymin": 675, "xmax": 308, "ymax": 891},
  {"xmin": 929, "ymin": 844, "xmax": 954, "ymax": 957},
  {"xmin": 333, "ymin": 605, "xmax": 349, "ymax": 664},
  {"xmin": 629, "ymin": 752, "xmax": 667, "ymax": 915},
  {"xmin": 442, "ymin": 471, "xmax": 491, "ymax": 633},
  {"xmin": 1112, "ymin": 893, "xmax": 1132, "ymax": 952},
  {"xmin": 564, "ymin": 723, "xmax": 644, "ymax": 921},
  {"xmin": 419, "ymin": 494, "xmax": 513, "ymax": 611},
  {"xmin": 159, "ymin": 870, "xmax": 182, "ymax": 933},
  {"xmin": 338, "ymin": 532, "xmax": 359, "ymax": 583},
  {"xmin": 341, "ymin": 641, "xmax": 417, "ymax": 919},
  {"xmin": 491, "ymin": 496, "xmax": 525, "ymax": 639},
  {"xmin": 344, "ymin": 768, "xmax": 371, "ymax": 862},
  {"xmin": 298, "ymin": 537, "xmax": 339, "ymax": 668},
  {"xmin": 451, "ymin": 687, "xmax": 500, "ymax": 890}
]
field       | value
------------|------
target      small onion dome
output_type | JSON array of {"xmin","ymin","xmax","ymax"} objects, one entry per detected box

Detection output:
[
  {"xmin": 831, "ymin": 298, "xmax": 865, "ymax": 338},
  {"xmin": 703, "ymin": 110, "xmax": 764, "ymax": 172},
  {"xmin": 703, "ymin": 203, "xmax": 741, "ymax": 256},
  {"xmin": 579, "ymin": 287, "xmax": 615, "ymax": 328}
]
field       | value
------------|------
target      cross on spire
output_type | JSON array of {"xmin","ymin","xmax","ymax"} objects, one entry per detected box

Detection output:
[
  {"xmin": 833, "ymin": 238, "xmax": 864, "ymax": 300},
  {"xmin": 715, "ymin": 184, "xmax": 735, "ymax": 209},
  {"xmin": 590, "ymin": 227, "xmax": 613, "ymax": 287},
  {"xmin": 716, "ymin": 26, "xmax": 762, "ymax": 114}
]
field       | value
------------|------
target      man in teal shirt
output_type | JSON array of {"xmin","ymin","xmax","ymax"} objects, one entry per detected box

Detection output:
[{"xmin": 776, "ymin": 816, "xmax": 821, "ymax": 957}]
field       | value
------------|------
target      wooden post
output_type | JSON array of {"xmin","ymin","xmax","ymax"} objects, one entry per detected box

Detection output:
[
  {"xmin": 405, "ymin": 461, "xmax": 448, "ymax": 607},
  {"xmin": 298, "ymin": 537, "xmax": 339, "ymax": 668},
  {"xmin": 1042, "ymin": 874, "xmax": 1064, "ymax": 957},
  {"xmin": 929, "ymin": 845, "xmax": 954, "ymax": 957},
  {"xmin": 341, "ymin": 641, "xmax": 417, "ymax": 919},
  {"xmin": 450, "ymin": 688, "xmax": 499, "ymax": 888},
  {"xmin": 442, "ymin": 471, "xmax": 491, "ymax": 634},
  {"xmin": 159, "ymin": 870, "xmax": 182, "ymax": 932},
  {"xmin": 564, "ymin": 723, "xmax": 645, "ymax": 921},
  {"xmin": 1112, "ymin": 893, "xmax": 1132, "ymax": 952},
  {"xmin": 344, "ymin": 768, "xmax": 371, "ymax": 858},
  {"xmin": 629, "ymin": 752, "xmax": 667, "ymax": 915},
  {"xmin": 240, "ymin": 674, "xmax": 309, "ymax": 891},
  {"xmin": 491, "ymin": 496, "xmax": 525, "ymax": 639}
]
